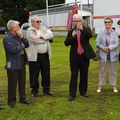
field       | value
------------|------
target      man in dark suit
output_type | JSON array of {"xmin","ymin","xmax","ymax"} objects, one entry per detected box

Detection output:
[
  {"xmin": 64, "ymin": 14, "xmax": 95, "ymax": 101},
  {"xmin": 3, "ymin": 20, "xmax": 30, "ymax": 108}
]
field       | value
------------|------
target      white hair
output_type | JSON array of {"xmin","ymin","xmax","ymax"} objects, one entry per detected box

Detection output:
[
  {"xmin": 7, "ymin": 20, "xmax": 20, "ymax": 30},
  {"xmin": 73, "ymin": 14, "xmax": 83, "ymax": 21},
  {"xmin": 31, "ymin": 15, "xmax": 40, "ymax": 23}
]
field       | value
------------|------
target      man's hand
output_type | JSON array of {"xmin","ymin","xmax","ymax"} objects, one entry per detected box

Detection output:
[
  {"xmin": 30, "ymin": 35, "xmax": 41, "ymax": 40},
  {"xmin": 77, "ymin": 22, "xmax": 83, "ymax": 30},
  {"xmin": 16, "ymin": 30, "xmax": 23, "ymax": 38},
  {"xmin": 72, "ymin": 30, "xmax": 77, "ymax": 37},
  {"xmin": 102, "ymin": 47, "xmax": 110, "ymax": 53}
]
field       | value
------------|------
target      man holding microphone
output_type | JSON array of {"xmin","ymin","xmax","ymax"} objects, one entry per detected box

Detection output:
[{"xmin": 65, "ymin": 14, "xmax": 95, "ymax": 101}]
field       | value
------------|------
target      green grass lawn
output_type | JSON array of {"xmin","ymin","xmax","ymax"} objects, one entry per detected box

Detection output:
[{"xmin": 0, "ymin": 35, "xmax": 120, "ymax": 120}]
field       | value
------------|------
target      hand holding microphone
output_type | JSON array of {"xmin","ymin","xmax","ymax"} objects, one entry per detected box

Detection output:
[
  {"xmin": 77, "ymin": 22, "xmax": 83, "ymax": 30},
  {"xmin": 72, "ymin": 30, "xmax": 77, "ymax": 37},
  {"xmin": 72, "ymin": 23, "xmax": 83, "ymax": 38}
]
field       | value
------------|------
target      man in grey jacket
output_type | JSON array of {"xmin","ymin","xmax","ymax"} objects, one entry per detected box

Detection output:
[{"xmin": 26, "ymin": 15, "xmax": 54, "ymax": 97}]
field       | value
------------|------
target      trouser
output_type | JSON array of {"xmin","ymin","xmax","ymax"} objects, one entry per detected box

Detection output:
[
  {"xmin": 7, "ymin": 56, "xmax": 26, "ymax": 105},
  {"xmin": 99, "ymin": 61, "xmax": 117, "ymax": 87},
  {"xmin": 29, "ymin": 53, "xmax": 50, "ymax": 94},
  {"xmin": 69, "ymin": 54, "xmax": 90, "ymax": 97}
]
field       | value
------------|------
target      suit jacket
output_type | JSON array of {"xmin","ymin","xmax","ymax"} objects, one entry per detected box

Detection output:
[
  {"xmin": 3, "ymin": 32, "xmax": 29, "ymax": 70},
  {"xmin": 96, "ymin": 29, "xmax": 118, "ymax": 62},
  {"xmin": 64, "ymin": 27, "xmax": 95, "ymax": 64}
]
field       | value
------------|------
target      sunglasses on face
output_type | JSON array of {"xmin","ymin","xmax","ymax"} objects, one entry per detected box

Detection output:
[
  {"xmin": 73, "ymin": 20, "xmax": 82, "ymax": 23},
  {"xmin": 104, "ymin": 21, "xmax": 111, "ymax": 24},
  {"xmin": 34, "ymin": 21, "xmax": 41, "ymax": 23}
]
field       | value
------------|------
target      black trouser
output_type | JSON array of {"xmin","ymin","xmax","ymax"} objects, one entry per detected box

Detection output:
[
  {"xmin": 70, "ymin": 54, "xmax": 90, "ymax": 97},
  {"xmin": 7, "ymin": 55, "xmax": 26, "ymax": 105},
  {"xmin": 29, "ymin": 53, "xmax": 50, "ymax": 94}
]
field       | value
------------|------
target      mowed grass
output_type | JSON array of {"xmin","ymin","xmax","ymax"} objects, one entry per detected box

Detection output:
[{"xmin": 0, "ymin": 35, "xmax": 120, "ymax": 120}]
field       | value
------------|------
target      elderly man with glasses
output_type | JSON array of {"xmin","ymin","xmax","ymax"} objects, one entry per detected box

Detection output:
[
  {"xmin": 26, "ymin": 15, "xmax": 54, "ymax": 97},
  {"xmin": 65, "ymin": 14, "xmax": 95, "ymax": 101},
  {"xmin": 3, "ymin": 20, "xmax": 30, "ymax": 108}
]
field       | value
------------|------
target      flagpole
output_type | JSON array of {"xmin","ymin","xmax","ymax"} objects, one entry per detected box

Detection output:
[
  {"xmin": 81, "ymin": 0, "xmax": 83, "ymax": 17},
  {"xmin": 46, "ymin": 0, "xmax": 49, "ymax": 27},
  {"xmin": 88, "ymin": 0, "xmax": 90, "ymax": 8}
]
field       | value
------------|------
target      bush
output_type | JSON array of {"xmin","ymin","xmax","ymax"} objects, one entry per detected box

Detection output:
[{"xmin": 0, "ymin": 18, "xmax": 6, "ymax": 27}]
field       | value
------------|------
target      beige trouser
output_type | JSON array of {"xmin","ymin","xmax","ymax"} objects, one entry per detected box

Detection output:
[{"xmin": 99, "ymin": 61, "xmax": 117, "ymax": 87}]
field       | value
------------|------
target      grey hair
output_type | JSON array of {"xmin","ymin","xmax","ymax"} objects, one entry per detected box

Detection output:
[
  {"xmin": 31, "ymin": 15, "xmax": 40, "ymax": 23},
  {"xmin": 7, "ymin": 20, "xmax": 20, "ymax": 30},
  {"xmin": 73, "ymin": 14, "xmax": 83, "ymax": 21}
]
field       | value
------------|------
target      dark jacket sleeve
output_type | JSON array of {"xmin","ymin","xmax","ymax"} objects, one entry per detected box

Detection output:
[
  {"xmin": 22, "ymin": 38, "xmax": 29, "ymax": 48},
  {"xmin": 82, "ymin": 27, "xmax": 93, "ymax": 39},
  {"xmin": 64, "ymin": 30, "xmax": 76, "ymax": 46},
  {"xmin": 3, "ymin": 37, "xmax": 24, "ymax": 54}
]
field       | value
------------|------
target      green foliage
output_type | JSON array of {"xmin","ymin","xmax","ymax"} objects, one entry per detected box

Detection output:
[
  {"xmin": 0, "ymin": 0, "xmax": 65, "ymax": 26},
  {"xmin": 0, "ymin": 18, "xmax": 6, "ymax": 27},
  {"xmin": 0, "ymin": 0, "xmax": 28, "ymax": 26},
  {"xmin": 48, "ymin": 0, "xmax": 65, "ymax": 5},
  {"xmin": 26, "ymin": 0, "xmax": 46, "ymax": 11}
]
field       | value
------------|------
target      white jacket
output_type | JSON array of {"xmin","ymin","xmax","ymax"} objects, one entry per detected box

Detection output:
[{"xmin": 26, "ymin": 26, "xmax": 53, "ymax": 61}]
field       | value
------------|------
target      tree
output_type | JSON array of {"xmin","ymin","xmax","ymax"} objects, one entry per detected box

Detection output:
[
  {"xmin": 0, "ymin": 0, "xmax": 65, "ymax": 26},
  {"xmin": 49, "ymin": 0, "xmax": 65, "ymax": 5},
  {"xmin": 0, "ymin": 0, "xmax": 28, "ymax": 26}
]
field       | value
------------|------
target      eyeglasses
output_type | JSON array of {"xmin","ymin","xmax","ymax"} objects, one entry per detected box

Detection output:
[
  {"xmin": 104, "ymin": 21, "xmax": 111, "ymax": 24},
  {"xmin": 73, "ymin": 20, "xmax": 82, "ymax": 22},
  {"xmin": 33, "ymin": 21, "xmax": 41, "ymax": 23}
]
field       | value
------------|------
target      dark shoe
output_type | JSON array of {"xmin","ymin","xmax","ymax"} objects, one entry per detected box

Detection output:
[
  {"xmin": 8, "ymin": 101, "xmax": 15, "ymax": 108},
  {"xmin": 81, "ymin": 94, "xmax": 88, "ymax": 98},
  {"xmin": 20, "ymin": 100, "xmax": 31, "ymax": 105},
  {"xmin": 9, "ymin": 104, "xmax": 15, "ymax": 108},
  {"xmin": 43, "ymin": 92, "xmax": 54, "ymax": 96},
  {"xmin": 31, "ymin": 93, "xmax": 38, "ymax": 97},
  {"xmin": 68, "ymin": 96, "xmax": 76, "ymax": 101},
  {"xmin": 8, "ymin": 100, "xmax": 16, "ymax": 108}
]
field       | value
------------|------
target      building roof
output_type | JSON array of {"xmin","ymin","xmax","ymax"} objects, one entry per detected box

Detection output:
[{"xmin": 31, "ymin": 4, "xmax": 93, "ymax": 16}]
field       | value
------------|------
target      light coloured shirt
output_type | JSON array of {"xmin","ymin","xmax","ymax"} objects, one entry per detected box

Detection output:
[
  {"xmin": 36, "ymin": 29, "xmax": 48, "ymax": 54},
  {"xmin": 105, "ymin": 29, "xmax": 111, "ymax": 46}
]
